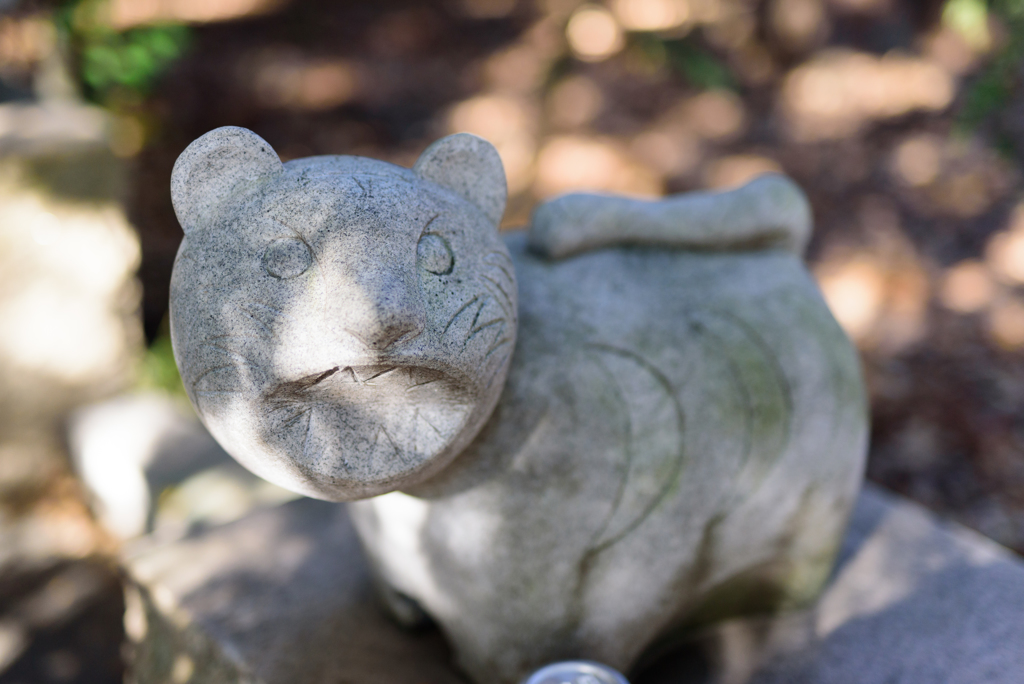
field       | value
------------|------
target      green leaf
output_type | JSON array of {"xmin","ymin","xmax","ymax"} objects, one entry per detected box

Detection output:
[{"xmin": 663, "ymin": 38, "xmax": 736, "ymax": 91}]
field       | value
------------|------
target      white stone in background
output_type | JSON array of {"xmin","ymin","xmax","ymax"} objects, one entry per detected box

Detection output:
[
  {"xmin": 69, "ymin": 392, "xmax": 298, "ymax": 540},
  {"xmin": 69, "ymin": 394, "xmax": 177, "ymax": 539},
  {"xmin": 168, "ymin": 127, "xmax": 867, "ymax": 683},
  {"xmin": 0, "ymin": 101, "xmax": 141, "ymax": 501},
  {"xmin": 0, "ymin": 102, "xmax": 108, "ymax": 156}
]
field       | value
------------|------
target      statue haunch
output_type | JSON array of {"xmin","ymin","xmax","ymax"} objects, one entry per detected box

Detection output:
[{"xmin": 169, "ymin": 127, "xmax": 867, "ymax": 684}]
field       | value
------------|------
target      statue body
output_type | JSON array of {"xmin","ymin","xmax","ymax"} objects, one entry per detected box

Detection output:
[{"xmin": 169, "ymin": 128, "xmax": 867, "ymax": 684}]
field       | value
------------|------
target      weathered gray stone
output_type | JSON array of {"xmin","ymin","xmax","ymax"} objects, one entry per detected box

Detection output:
[
  {"xmin": 123, "ymin": 485, "xmax": 1024, "ymax": 684},
  {"xmin": 529, "ymin": 174, "xmax": 812, "ymax": 259},
  {"xmin": 123, "ymin": 497, "xmax": 464, "ymax": 684},
  {"xmin": 168, "ymin": 127, "xmax": 867, "ymax": 683},
  {"xmin": 639, "ymin": 485, "xmax": 1024, "ymax": 684}
]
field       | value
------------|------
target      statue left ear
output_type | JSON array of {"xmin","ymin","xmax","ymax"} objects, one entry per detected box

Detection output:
[
  {"xmin": 413, "ymin": 133, "xmax": 507, "ymax": 227},
  {"xmin": 171, "ymin": 126, "xmax": 283, "ymax": 235}
]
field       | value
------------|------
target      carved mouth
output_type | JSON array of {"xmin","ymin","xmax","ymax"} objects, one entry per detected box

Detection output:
[
  {"xmin": 267, "ymin": 364, "xmax": 451, "ymax": 403},
  {"xmin": 260, "ymin": 362, "xmax": 471, "ymax": 488}
]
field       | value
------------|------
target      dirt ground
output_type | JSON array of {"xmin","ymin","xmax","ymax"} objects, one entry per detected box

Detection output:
[{"xmin": 2, "ymin": 0, "xmax": 1024, "ymax": 682}]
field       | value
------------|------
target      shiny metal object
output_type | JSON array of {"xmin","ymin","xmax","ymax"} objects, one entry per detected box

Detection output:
[{"xmin": 522, "ymin": 660, "xmax": 630, "ymax": 684}]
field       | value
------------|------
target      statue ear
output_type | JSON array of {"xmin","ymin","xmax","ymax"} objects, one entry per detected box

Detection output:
[
  {"xmin": 171, "ymin": 126, "xmax": 283, "ymax": 235},
  {"xmin": 413, "ymin": 133, "xmax": 507, "ymax": 227}
]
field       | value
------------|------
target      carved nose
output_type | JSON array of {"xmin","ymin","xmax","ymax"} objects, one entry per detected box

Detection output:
[
  {"xmin": 328, "ymin": 259, "xmax": 426, "ymax": 351},
  {"xmin": 340, "ymin": 275, "xmax": 426, "ymax": 350},
  {"xmin": 348, "ymin": 305, "xmax": 424, "ymax": 350}
]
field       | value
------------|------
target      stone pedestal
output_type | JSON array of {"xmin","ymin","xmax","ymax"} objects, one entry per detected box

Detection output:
[
  {"xmin": 123, "ymin": 497, "xmax": 463, "ymax": 684},
  {"xmin": 122, "ymin": 484, "xmax": 1024, "ymax": 684}
]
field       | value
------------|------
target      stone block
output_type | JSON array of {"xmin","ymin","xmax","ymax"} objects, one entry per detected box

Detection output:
[
  {"xmin": 123, "ymin": 497, "xmax": 462, "ymax": 684},
  {"xmin": 123, "ymin": 484, "xmax": 1024, "ymax": 684},
  {"xmin": 641, "ymin": 484, "xmax": 1024, "ymax": 683}
]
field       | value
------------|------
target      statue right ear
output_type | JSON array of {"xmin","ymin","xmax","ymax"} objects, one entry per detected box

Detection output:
[
  {"xmin": 413, "ymin": 133, "xmax": 507, "ymax": 227},
  {"xmin": 171, "ymin": 126, "xmax": 283, "ymax": 235}
]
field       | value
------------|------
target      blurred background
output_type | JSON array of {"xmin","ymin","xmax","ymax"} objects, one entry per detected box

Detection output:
[{"xmin": 0, "ymin": 0, "xmax": 1022, "ymax": 681}]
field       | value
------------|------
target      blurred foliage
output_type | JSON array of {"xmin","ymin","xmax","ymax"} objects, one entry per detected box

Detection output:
[
  {"xmin": 137, "ymin": 321, "xmax": 185, "ymax": 397},
  {"xmin": 956, "ymin": 0, "xmax": 1024, "ymax": 134},
  {"xmin": 944, "ymin": 0, "xmax": 991, "ymax": 49},
  {"xmin": 55, "ymin": 0, "xmax": 191, "ymax": 106},
  {"xmin": 662, "ymin": 37, "xmax": 736, "ymax": 91},
  {"xmin": 627, "ymin": 32, "xmax": 736, "ymax": 90}
]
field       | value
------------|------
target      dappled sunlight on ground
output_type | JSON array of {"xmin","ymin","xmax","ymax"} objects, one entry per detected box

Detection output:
[
  {"xmin": 567, "ymin": 4, "xmax": 626, "ymax": 60},
  {"xmin": 815, "ymin": 245, "xmax": 930, "ymax": 355},
  {"xmin": 612, "ymin": 0, "xmax": 693, "ymax": 32},
  {"xmin": 941, "ymin": 259, "xmax": 996, "ymax": 313},
  {"xmin": 249, "ymin": 52, "xmax": 358, "ymax": 112},
  {"xmin": 986, "ymin": 203, "xmax": 1024, "ymax": 285},
  {"xmin": 814, "ymin": 197, "xmax": 931, "ymax": 352},
  {"xmin": 781, "ymin": 50, "xmax": 955, "ymax": 141},
  {"xmin": 449, "ymin": 94, "xmax": 539, "ymax": 193},
  {"xmin": 769, "ymin": 0, "xmax": 830, "ymax": 52},
  {"xmin": 535, "ymin": 134, "xmax": 662, "ymax": 196},
  {"xmin": 891, "ymin": 134, "xmax": 944, "ymax": 187}
]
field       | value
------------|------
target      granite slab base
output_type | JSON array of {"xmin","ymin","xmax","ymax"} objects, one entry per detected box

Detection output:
[{"xmin": 122, "ymin": 484, "xmax": 1024, "ymax": 684}]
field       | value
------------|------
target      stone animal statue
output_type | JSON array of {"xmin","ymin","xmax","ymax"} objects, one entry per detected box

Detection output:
[{"xmin": 169, "ymin": 127, "xmax": 867, "ymax": 684}]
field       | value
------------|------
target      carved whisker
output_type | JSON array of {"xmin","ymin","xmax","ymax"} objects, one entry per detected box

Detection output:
[
  {"xmin": 191, "ymin": 364, "xmax": 236, "ymax": 391},
  {"xmin": 482, "ymin": 284, "xmax": 515, "ymax": 324},
  {"xmin": 281, "ymin": 409, "xmax": 311, "ymax": 430},
  {"xmin": 471, "ymin": 318, "xmax": 505, "ymax": 335},
  {"xmin": 418, "ymin": 413, "xmax": 444, "ymax": 438},
  {"xmin": 468, "ymin": 298, "xmax": 487, "ymax": 330},
  {"xmin": 484, "ymin": 337, "xmax": 512, "ymax": 359},
  {"xmin": 200, "ymin": 344, "xmax": 259, "ymax": 367},
  {"xmin": 484, "ymin": 250, "xmax": 515, "ymax": 277},
  {"xmin": 370, "ymin": 426, "xmax": 400, "ymax": 467},
  {"xmin": 483, "ymin": 262, "xmax": 516, "ymax": 289},
  {"xmin": 467, "ymin": 318, "xmax": 506, "ymax": 348},
  {"xmin": 442, "ymin": 296, "xmax": 481, "ymax": 335},
  {"xmin": 236, "ymin": 304, "xmax": 274, "ymax": 335},
  {"xmin": 481, "ymin": 273, "xmax": 514, "ymax": 311},
  {"xmin": 302, "ymin": 410, "xmax": 314, "ymax": 464},
  {"xmin": 352, "ymin": 176, "xmax": 368, "ymax": 196},
  {"xmin": 246, "ymin": 301, "xmax": 297, "ymax": 322},
  {"xmin": 206, "ymin": 334, "xmax": 263, "ymax": 344}
]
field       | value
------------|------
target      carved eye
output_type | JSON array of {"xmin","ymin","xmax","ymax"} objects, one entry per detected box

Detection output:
[
  {"xmin": 417, "ymin": 233, "xmax": 453, "ymax": 275},
  {"xmin": 263, "ymin": 238, "xmax": 312, "ymax": 279}
]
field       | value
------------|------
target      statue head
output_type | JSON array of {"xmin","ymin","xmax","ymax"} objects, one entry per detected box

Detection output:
[{"xmin": 169, "ymin": 127, "xmax": 516, "ymax": 500}]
